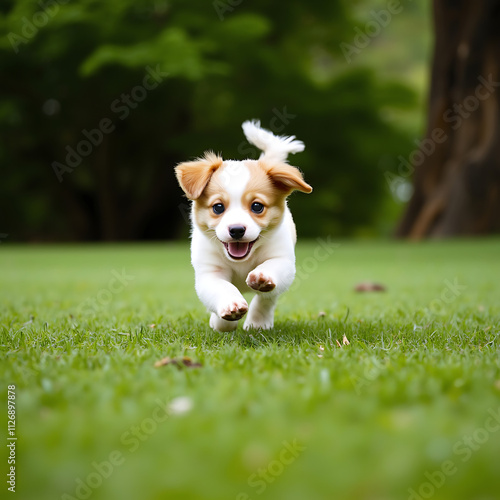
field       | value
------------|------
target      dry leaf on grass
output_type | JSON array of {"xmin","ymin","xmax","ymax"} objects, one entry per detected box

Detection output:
[
  {"xmin": 354, "ymin": 282, "xmax": 386, "ymax": 292},
  {"xmin": 154, "ymin": 356, "xmax": 202, "ymax": 369},
  {"xmin": 335, "ymin": 336, "xmax": 351, "ymax": 347}
]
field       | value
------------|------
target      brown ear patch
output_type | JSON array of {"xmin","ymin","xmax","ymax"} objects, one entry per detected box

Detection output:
[
  {"xmin": 175, "ymin": 152, "xmax": 224, "ymax": 200},
  {"xmin": 261, "ymin": 161, "xmax": 313, "ymax": 194}
]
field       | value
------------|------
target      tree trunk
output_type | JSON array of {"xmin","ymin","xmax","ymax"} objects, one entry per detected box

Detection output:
[{"xmin": 397, "ymin": 0, "xmax": 500, "ymax": 239}]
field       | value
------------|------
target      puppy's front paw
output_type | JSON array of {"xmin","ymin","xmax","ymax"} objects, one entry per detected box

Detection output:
[
  {"xmin": 219, "ymin": 300, "xmax": 248, "ymax": 321},
  {"xmin": 246, "ymin": 271, "xmax": 276, "ymax": 292}
]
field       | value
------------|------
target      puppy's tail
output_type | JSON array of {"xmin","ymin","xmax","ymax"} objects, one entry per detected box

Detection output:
[{"xmin": 242, "ymin": 120, "xmax": 304, "ymax": 163}]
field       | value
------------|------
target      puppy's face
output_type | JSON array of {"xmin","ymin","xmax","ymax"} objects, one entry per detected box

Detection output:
[{"xmin": 176, "ymin": 153, "xmax": 312, "ymax": 261}]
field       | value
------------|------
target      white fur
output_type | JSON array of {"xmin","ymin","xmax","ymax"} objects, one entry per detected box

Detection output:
[
  {"xmin": 214, "ymin": 163, "xmax": 261, "ymax": 244},
  {"xmin": 191, "ymin": 207, "xmax": 296, "ymax": 331},
  {"xmin": 185, "ymin": 121, "xmax": 308, "ymax": 332},
  {"xmin": 242, "ymin": 120, "xmax": 304, "ymax": 163}
]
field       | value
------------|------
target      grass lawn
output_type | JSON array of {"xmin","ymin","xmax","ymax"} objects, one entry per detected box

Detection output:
[{"xmin": 1, "ymin": 239, "xmax": 500, "ymax": 500}]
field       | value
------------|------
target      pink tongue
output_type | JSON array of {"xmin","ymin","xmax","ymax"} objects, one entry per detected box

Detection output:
[{"xmin": 228, "ymin": 242, "xmax": 249, "ymax": 258}]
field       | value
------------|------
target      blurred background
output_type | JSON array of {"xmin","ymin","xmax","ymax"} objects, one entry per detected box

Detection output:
[{"xmin": 2, "ymin": 0, "xmax": 495, "ymax": 243}]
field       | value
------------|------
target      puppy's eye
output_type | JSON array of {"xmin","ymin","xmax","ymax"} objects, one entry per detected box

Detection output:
[
  {"xmin": 212, "ymin": 203, "xmax": 225, "ymax": 215},
  {"xmin": 251, "ymin": 202, "xmax": 265, "ymax": 214}
]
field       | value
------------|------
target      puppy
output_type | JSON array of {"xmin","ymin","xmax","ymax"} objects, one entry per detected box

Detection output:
[{"xmin": 175, "ymin": 120, "xmax": 312, "ymax": 331}]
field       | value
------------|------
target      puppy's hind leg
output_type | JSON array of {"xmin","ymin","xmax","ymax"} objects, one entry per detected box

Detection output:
[{"xmin": 243, "ymin": 294, "xmax": 278, "ymax": 331}]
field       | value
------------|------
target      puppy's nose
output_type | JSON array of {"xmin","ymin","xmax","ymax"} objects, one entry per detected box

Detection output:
[{"xmin": 228, "ymin": 225, "xmax": 246, "ymax": 240}]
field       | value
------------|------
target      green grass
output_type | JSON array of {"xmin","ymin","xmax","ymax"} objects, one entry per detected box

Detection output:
[{"xmin": 1, "ymin": 239, "xmax": 500, "ymax": 500}]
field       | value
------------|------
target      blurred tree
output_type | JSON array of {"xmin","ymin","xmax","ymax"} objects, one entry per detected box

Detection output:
[
  {"xmin": 0, "ymin": 0, "xmax": 415, "ymax": 241},
  {"xmin": 397, "ymin": 0, "xmax": 500, "ymax": 238}
]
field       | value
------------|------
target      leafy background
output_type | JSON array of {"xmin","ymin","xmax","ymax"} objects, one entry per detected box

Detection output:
[{"xmin": 0, "ymin": 0, "xmax": 431, "ymax": 241}]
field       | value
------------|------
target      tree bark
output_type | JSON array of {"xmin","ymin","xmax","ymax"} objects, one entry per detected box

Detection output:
[{"xmin": 397, "ymin": 0, "xmax": 500, "ymax": 239}]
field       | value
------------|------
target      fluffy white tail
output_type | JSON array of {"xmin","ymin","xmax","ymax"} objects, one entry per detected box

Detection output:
[{"xmin": 242, "ymin": 120, "xmax": 304, "ymax": 163}]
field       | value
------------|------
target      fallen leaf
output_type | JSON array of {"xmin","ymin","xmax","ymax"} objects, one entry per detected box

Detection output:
[
  {"xmin": 354, "ymin": 282, "xmax": 386, "ymax": 292},
  {"xmin": 154, "ymin": 356, "xmax": 202, "ymax": 369},
  {"xmin": 342, "ymin": 334, "xmax": 350, "ymax": 345},
  {"xmin": 181, "ymin": 356, "xmax": 202, "ymax": 368},
  {"xmin": 154, "ymin": 357, "xmax": 172, "ymax": 367}
]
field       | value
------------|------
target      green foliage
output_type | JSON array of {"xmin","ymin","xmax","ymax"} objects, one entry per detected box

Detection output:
[
  {"xmin": 2, "ymin": 240, "xmax": 500, "ymax": 499},
  {"xmin": 0, "ymin": 0, "xmax": 421, "ymax": 240}
]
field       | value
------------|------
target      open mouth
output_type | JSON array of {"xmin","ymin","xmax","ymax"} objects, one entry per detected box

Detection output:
[{"xmin": 223, "ymin": 239, "xmax": 257, "ymax": 260}]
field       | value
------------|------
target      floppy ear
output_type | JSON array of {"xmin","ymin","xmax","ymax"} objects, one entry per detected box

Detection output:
[
  {"xmin": 175, "ymin": 152, "xmax": 223, "ymax": 200},
  {"xmin": 264, "ymin": 162, "xmax": 313, "ymax": 194}
]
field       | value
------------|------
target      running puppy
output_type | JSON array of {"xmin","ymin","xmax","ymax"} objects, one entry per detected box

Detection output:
[{"xmin": 175, "ymin": 120, "xmax": 312, "ymax": 331}]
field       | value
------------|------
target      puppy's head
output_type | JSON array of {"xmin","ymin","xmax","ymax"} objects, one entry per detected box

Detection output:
[{"xmin": 175, "ymin": 153, "xmax": 312, "ymax": 261}]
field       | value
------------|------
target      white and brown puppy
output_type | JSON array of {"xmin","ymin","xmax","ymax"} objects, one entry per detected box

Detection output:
[{"xmin": 175, "ymin": 120, "xmax": 312, "ymax": 332}]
